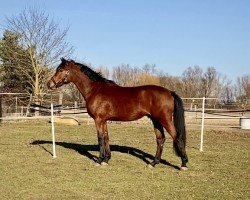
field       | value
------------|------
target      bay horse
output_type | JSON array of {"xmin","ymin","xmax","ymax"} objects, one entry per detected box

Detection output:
[{"xmin": 47, "ymin": 58, "xmax": 188, "ymax": 170}]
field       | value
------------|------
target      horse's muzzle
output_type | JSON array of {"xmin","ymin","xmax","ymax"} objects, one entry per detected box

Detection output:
[{"xmin": 47, "ymin": 78, "xmax": 56, "ymax": 90}]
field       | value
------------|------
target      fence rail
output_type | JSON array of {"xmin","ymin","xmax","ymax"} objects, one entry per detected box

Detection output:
[{"xmin": 0, "ymin": 94, "xmax": 249, "ymax": 153}]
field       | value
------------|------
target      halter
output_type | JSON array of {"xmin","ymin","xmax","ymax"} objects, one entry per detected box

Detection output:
[{"xmin": 51, "ymin": 70, "xmax": 70, "ymax": 88}]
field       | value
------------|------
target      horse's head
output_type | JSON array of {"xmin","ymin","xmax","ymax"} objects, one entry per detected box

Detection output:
[{"xmin": 47, "ymin": 58, "xmax": 75, "ymax": 90}]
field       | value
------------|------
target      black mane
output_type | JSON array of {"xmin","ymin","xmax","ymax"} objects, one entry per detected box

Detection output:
[{"xmin": 76, "ymin": 62, "xmax": 115, "ymax": 84}]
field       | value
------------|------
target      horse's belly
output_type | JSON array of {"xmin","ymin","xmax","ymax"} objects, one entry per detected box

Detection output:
[{"xmin": 108, "ymin": 109, "xmax": 149, "ymax": 121}]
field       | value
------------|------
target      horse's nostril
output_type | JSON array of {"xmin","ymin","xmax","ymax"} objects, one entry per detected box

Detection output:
[{"xmin": 47, "ymin": 80, "xmax": 54, "ymax": 89}]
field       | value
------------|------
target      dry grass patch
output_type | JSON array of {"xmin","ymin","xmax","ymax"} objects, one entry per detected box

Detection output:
[{"xmin": 0, "ymin": 121, "xmax": 249, "ymax": 199}]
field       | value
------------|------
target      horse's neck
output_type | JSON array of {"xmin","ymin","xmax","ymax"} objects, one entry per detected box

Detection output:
[{"xmin": 72, "ymin": 71, "xmax": 98, "ymax": 101}]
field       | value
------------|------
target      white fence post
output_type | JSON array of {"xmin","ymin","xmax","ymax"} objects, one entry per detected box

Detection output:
[
  {"xmin": 51, "ymin": 101, "xmax": 57, "ymax": 158},
  {"xmin": 200, "ymin": 97, "xmax": 205, "ymax": 152}
]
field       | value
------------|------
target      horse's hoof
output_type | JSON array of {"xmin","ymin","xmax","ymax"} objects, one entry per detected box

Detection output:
[
  {"xmin": 147, "ymin": 164, "xmax": 154, "ymax": 169},
  {"xmin": 101, "ymin": 162, "xmax": 108, "ymax": 166},
  {"xmin": 94, "ymin": 162, "xmax": 101, "ymax": 167},
  {"xmin": 181, "ymin": 166, "xmax": 188, "ymax": 171}
]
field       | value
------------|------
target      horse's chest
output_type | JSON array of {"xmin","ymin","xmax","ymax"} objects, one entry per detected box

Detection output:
[{"xmin": 86, "ymin": 98, "xmax": 108, "ymax": 117}]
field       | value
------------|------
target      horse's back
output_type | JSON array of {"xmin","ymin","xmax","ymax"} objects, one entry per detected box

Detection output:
[
  {"xmin": 135, "ymin": 85, "xmax": 174, "ymax": 113},
  {"xmin": 104, "ymin": 84, "xmax": 172, "ymax": 104}
]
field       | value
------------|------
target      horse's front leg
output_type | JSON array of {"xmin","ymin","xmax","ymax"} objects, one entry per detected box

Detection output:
[
  {"xmin": 95, "ymin": 118, "xmax": 111, "ymax": 165},
  {"xmin": 150, "ymin": 118, "xmax": 165, "ymax": 167}
]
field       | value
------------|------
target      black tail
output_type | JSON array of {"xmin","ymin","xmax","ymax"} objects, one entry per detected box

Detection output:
[{"xmin": 171, "ymin": 92, "xmax": 186, "ymax": 157}]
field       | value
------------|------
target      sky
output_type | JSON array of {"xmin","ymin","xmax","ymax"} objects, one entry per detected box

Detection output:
[{"xmin": 0, "ymin": 0, "xmax": 249, "ymax": 81}]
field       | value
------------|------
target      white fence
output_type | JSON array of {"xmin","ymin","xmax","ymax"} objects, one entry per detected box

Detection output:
[
  {"xmin": 0, "ymin": 93, "xmax": 249, "ymax": 154},
  {"xmin": 0, "ymin": 92, "xmax": 86, "ymax": 120}
]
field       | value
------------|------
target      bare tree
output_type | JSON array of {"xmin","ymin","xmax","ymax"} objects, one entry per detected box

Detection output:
[
  {"xmin": 202, "ymin": 66, "xmax": 226, "ymax": 98},
  {"xmin": 95, "ymin": 65, "xmax": 110, "ymax": 79},
  {"xmin": 235, "ymin": 75, "xmax": 250, "ymax": 109},
  {"xmin": 3, "ymin": 6, "xmax": 74, "ymax": 104},
  {"xmin": 158, "ymin": 73, "xmax": 183, "ymax": 95},
  {"xmin": 142, "ymin": 63, "xmax": 157, "ymax": 74},
  {"xmin": 181, "ymin": 66, "xmax": 203, "ymax": 98},
  {"xmin": 135, "ymin": 72, "xmax": 160, "ymax": 86},
  {"xmin": 181, "ymin": 66, "xmax": 228, "ymax": 100},
  {"xmin": 112, "ymin": 64, "xmax": 141, "ymax": 86}
]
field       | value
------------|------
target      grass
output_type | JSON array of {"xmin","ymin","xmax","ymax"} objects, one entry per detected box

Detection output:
[{"xmin": 0, "ymin": 120, "xmax": 249, "ymax": 200}]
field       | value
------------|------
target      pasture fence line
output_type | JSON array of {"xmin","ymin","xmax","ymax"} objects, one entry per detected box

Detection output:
[
  {"xmin": 0, "ymin": 93, "xmax": 249, "ymax": 153},
  {"xmin": 183, "ymin": 97, "xmax": 249, "ymax": 151},
  {"xmin": 183, "ymin": 97, "xmax": 217, "ymax": 151},
  {"xmin": 0, "ymin": 92, "xmax": 87, "ymax": 120}
]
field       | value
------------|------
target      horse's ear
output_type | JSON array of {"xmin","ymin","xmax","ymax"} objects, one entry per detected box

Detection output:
[{"xmin": 61, "ymin": 57, "xmax": 66, "ymax": 62}]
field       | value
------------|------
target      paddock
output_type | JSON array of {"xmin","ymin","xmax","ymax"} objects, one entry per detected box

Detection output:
[
  {"xmin": 0, "ymin": 93, "xmax": 249, "ymax": 199},
  {"xmin": 0, "ymin": 120, "xmax": 249, "ymax": 199},
  {"xmin": 0, "ymin": 93, "xmax": 249, "ymax": 155}
]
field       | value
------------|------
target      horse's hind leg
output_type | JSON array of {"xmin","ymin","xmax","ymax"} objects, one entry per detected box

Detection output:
[
  {"xmin": 161, "ymin": 120, "xmax": 188, "ymax": 169},
  {"xmin": 149, "ymin": 118, "xmax": 165, "ymax": 167}
]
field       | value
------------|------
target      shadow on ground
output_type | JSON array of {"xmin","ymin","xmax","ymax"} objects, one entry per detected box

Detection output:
[{"xmin": 31, "ymin": 140, "xmax": 180, "ymax": 170}]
